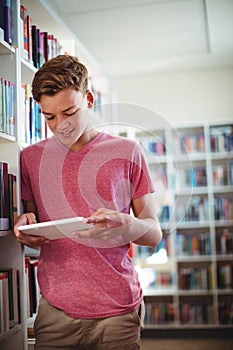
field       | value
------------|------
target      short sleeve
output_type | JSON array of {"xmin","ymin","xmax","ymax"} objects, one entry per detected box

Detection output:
[
  {"xmin": 20, "ymin": 150, "xmax": 35, "ymax": 202},
  {"xmin": 130, "ymin": 142, "xmax": 155, "ymax": 199}
]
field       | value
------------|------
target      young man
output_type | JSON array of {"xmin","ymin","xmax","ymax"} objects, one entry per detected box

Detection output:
[{"xmin": 14, "ymin": 55, "xmax": 162, "ymax": 350}]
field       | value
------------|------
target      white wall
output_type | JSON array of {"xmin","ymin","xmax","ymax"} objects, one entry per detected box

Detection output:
[{"xmin": 114, "ymin": 67, "xmax": 233, "ymax": 126}]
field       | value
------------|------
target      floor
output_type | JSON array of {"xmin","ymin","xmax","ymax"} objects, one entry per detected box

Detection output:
[
  {"xmin": 141, "ymin": 338, "xmax": 233, "ymax": 350},
  {"xmin": 28, "ymin": 337, "xmax": 233, "ymax": 350}
]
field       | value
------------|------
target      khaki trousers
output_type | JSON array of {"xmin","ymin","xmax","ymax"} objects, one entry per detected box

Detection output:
[{"xmin": 34, "ymin": 296, "xmax": 145, "ymax": 350}]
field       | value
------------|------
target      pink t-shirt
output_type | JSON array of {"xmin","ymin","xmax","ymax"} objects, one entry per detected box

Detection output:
[{"xmin": 21, "ymin": 132, "xmax": 154, "ymax": 318}]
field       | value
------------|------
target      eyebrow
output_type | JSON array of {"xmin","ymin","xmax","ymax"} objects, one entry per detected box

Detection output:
[{"xmin": 42, "ymin": 105, "xmax": 77, "ymax": 115}]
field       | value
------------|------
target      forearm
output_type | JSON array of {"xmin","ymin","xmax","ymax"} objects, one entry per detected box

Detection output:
[{"xmin": 128, "ymin": 216, "xmax": 162, "ymax": 248}]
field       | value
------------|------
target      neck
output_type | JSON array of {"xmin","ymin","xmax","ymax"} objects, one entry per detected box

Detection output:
[{"xmin": 70, "ymin": 129, "xmax": 100, "ymax": 152}]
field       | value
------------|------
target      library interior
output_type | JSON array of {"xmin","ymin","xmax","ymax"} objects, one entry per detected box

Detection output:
[{"xmin": 0, "ymin": 1, "xmax": 233, "ymax": 350}]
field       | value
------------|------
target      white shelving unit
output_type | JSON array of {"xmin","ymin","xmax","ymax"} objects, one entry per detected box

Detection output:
[
  {"xmin": 0, "ymin": 1, "xmax": 113, "ymax": 348},
  {"xmin": 120, "ymin": 121, "xmax": 233, "ymax": 333}
]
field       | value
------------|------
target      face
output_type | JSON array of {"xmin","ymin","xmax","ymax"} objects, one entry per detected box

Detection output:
[{"xmin": 40, "ymin": 88, "xmax": 94, "ymax": 149}]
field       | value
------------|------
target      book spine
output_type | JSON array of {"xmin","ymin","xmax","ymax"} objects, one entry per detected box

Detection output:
[
  {"xmin": 0, "ymin": 76, "xmax": 2, "ymax": 132},
  {"xmin": 0, "ymin": 272, "xmax": 9, "ymax": 332},
  {"xmin": 8, "ymin": 173, "xmax": 17, "ymax": 229},
  {"xmin": 0, "ymin": 161, "xmax": 9, "ymax": 230},
  {"xmin": 0, "ymin": 0, "xmax": 12, "ymax": 44},
  {"xmin": 31, "ymin": 24, "xmax": 38, "ymax": 68},
  {"xmin": 27, "ymin": 14, "xmax": 32, "ymax": 63}
]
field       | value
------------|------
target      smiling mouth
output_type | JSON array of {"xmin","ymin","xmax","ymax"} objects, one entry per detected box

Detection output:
[{"xmin": 58, "ymin": 128, "xmax": 75, "ymax": 136}]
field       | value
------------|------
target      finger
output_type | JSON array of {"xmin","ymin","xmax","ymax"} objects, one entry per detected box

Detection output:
[
  {"xmin": 73, "ymin": 227, "xmax": 106, "ymax": 239},
  {"xmin": 15, "ymin": 231, "xmax": 49, "ymax": 247}
]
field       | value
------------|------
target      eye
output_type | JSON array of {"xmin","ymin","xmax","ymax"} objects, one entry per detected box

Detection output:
[
  {"xmin": 45, "ymin": 115, "xmax": 55, "ymax": 121},
  {"xmin": 64, "ymin": 109, "xmax": 79, "ymax": 117}
]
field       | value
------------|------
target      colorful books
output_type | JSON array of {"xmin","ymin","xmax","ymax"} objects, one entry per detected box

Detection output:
[
  {"xmin": 0, "ymin": 76, "xmax": 15, "ymax": 137},
  {"xmin": 0, "ymin": 161, "xmax": 17, "ymax": 231},
  {"xmin": 210, "ymin": 125, "xmax": 233, "ymax": 152},
  {"xmin": 19, "ymin": 5, "xmax": 64, "ymax": 66},
  {"xmin": 0, "ymin": 268, "xmax": 19, "ymax": 328},
  {"xmin": 20, "ymin": 83, "xmax": 44, "ymax": 145}
]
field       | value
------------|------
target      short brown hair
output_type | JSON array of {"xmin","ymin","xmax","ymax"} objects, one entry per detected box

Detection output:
[{"xmin": 32, "ymin": 55, "xmax": 88, "ymax": 102}]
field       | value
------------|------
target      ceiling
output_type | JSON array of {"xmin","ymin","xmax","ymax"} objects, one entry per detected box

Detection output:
[{"xmin": 41, "ymin": 0, "xmax": 233, "ymax": 79}]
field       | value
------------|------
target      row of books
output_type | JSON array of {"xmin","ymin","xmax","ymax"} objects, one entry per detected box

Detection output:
[
  {"xmin": 133, "ymin": 234, "xmax": 171, "ymax": 258},
  {"xmin": 0, "ymin": 268, "xmax": 20, "ymax": 335},
  {"xmin": 218, "ymin": 301, "xmax": 233, "ymax": 324},
  {"xmin": 179, "ymin": 303, "xmax": 214, "ymax": 325},
  {"xmin": 145, "ymin": 301, "xmax": 232, "ymax": 325},
  {"xmin": 176, "ymin": 196, "xmax": 209, "ymax": 222},
  {"xmin": 20, "ymin": 83, "xmax": 46, "ymax": 145},
  {"xmin": 0, "ymin": 0, "xmax": 12, "ymax": 45},
  {"xmin": 212, "ymin": 162, "xmax": 233, "ymax": 187},
  {"xmin": 210, "ymin": 125, "xmax": 233, "ymax": 153},
  {"xmin": 176, "ymin": 232, "xmax": 211, "ymax": 256},
  {"xmin": 217, "ymin": 264, "xmax": 233, "ymax": 289},
  {"xmin": 138, "ymin": 137, "xmax": 166, "ymax": 156},
  {"xmin": 88, "ymin": 77, "xmax": 104, "ymax": 117},
  {"xmin": 136, "ymin": 267, "xmax": 174, "ymax": 290},
  {"xmin": 20, "ymin": 4, "xmax": 64, "ymax": 68},
  {"xmin": 159, "ymin": 205, "xmax": 170, "ymax": 223},
  {"xmin": 25, "ymin": 257, "xmax": 40, "ymax": 318},
  {"xmin": 0, "ymin": 76, "xmax": 15, "ymax": 137},
  {"xmin": 174, "ymin": 132, "xmax": 205, "ymax": 154},
  {"xmin": 139, "ymin": 125, "xmax": 233, "ymax": 156},
  {"xmin": 178, "ymin": 167, "xmax": 207, "ymax": 188},
  {"xmin": 216, "ymin": 229, "xmax": 233, "ymax": 255},
  {"xmin": 178, "ymin": 266, "xmax": 213, "ymax": 290},
  {"xmin": 144, "ymin": 302, "xmax": 176, "ymax": 325},
  {"xmin": 214, "ymin": 197, "xmax": 233, "ymax": 221},
  {"xmin": 0, "ymin": 162, "xmax": 17, "ymax": 231},
  {"xmin": 151, "ymin": 272, "xmax": 173, "ymax": 289},
  {"xmin": 145, "ymin": 302, "xmax": 214, "ymax": 325}
]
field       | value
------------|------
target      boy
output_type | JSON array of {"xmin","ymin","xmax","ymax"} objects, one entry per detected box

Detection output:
[{"xmin": 14, "ymin": 55, "xmax": 162, "ymax": 350}]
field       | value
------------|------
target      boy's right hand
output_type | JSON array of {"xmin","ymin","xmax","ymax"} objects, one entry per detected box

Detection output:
[{"xmin": 14, "ymin": 212, "xmax": 49, "ymax": 249}]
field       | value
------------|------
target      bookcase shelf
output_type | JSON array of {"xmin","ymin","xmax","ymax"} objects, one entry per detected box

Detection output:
[
  {"xmin": 0, "ymin": 230, "xmax": 11, "ymax": 237},
  {"xmin": 0, "ymin": 133, "xmax": 16, "ymax": 142},
  {"xmin": 120, "ymin": 121, "xmax": 233, "ymax": 331},
  {"xmin": 0, "ymin": 39, "xmax": 15, "ymax": 55}
]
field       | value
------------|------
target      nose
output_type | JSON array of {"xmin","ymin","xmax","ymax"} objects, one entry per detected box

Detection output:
[{"xmin": 56, "ymin": 116, "xmax": 70, "ymax": 131}]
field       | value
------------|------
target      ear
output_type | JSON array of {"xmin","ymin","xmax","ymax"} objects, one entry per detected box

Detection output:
[{"xmin": 86, "ymin": 90, "xmax": 94, "ymax": 109}]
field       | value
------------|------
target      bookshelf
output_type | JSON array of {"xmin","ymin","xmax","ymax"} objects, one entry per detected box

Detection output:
[
  {"xmin": 121, "ymin": 121, "xmax": 233, "ymax": 333},
  {"xmin": 0, "ymin": 0, "xmax": 113, "ymax": 349}
]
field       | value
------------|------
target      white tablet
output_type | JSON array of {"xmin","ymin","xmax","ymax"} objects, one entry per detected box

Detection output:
[{"xmin": 18, "ymin": 217, "xmax": 93, "ymax": 240}]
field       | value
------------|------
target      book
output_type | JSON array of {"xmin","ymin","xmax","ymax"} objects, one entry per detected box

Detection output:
[
  {"xmin": 0, "ymin": 0, "xmax": 12, "ymax": 44},
  {"xmin": 24, "ymin": 257, "xmax": 31, "ymax": 318},
  {"xmin": 0, "ymin": 161, "xmax": 9, "ymax": 230},
  {"xmin": 31, "ymin": 24, "xmax": 38, "ymax": 68},
  {"xmin": 1, "ymin": 76, "xmax": 5, "ymax": 133},
  {"xmin": 0, "ymin": 272, "xmax": 9, "ymax": 332},
  {"xmin": 24, "ymin": 257, "xmax": 39, "ymax": 317},
  {"xmin": 0, "ymin": 77, "xmax": 2, "ymax": 132},
  {"xmin": 8, "ymin": 173, "xmax": 17, "ymax": 229},
  {"xmin": 41, "ymin": 31, "xmax": 48, "ymax": 62},
  {"xmin": 0, "ymin": 273, "xmax": 5, "ymax": 334},
  {"xmin": 37, "ymin": 27, "xmax": 43, "ymax": 68},
  {"xmin": 26, "ymin": 14, "xmax": 32, "ymax": 63}
]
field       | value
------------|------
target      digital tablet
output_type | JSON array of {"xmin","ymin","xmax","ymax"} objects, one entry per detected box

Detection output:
[{"xmin": 18, "ymin": 217, "xmax": 94, "ymax": 240}]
